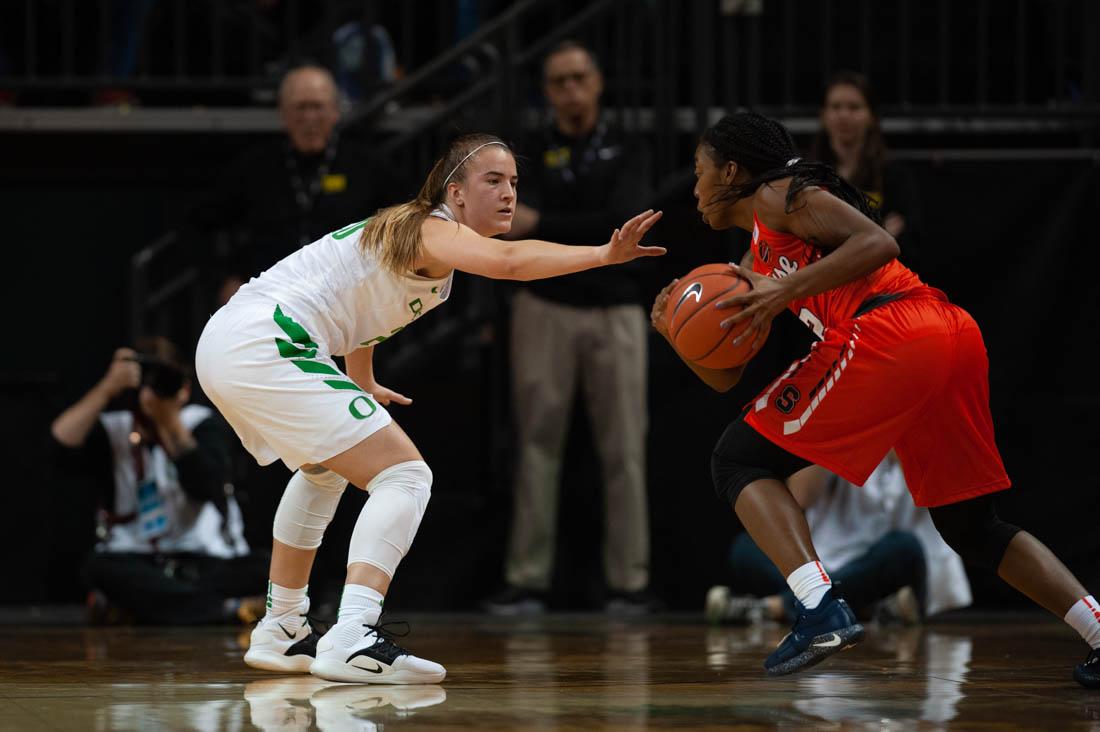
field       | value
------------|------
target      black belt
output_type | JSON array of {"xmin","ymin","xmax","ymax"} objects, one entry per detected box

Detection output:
[{"xmin": 853, "ymin": 292, "xmax": 905, "ymax": 318}]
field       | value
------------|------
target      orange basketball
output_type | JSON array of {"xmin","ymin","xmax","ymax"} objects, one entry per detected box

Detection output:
[{"xmin": 665, "ymin": 264, "xmax": 765, "ymax": 369}]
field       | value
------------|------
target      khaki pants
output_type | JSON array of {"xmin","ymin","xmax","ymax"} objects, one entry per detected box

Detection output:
[{"xmin": 505, "ymin": 290, "xmax": 649, "ymax": 592}]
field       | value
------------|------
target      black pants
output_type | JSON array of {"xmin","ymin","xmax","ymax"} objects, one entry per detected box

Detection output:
[
  {"xmin": 728, "ymin": 529, "xmax": 926, "ymax": 621},
  {"xmin": 82, "ymin": 551, "xmax": 269, "ymax": 625}
]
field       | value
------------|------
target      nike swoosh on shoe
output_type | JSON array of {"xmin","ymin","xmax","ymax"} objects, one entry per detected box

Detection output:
[
  {"xmin": 348, "ymin": 658, "xmax": 384, "ymax": 673},
  {"xmin": 812, "ymin": 633, "xmax": 842, "ymax": 648},
  {"xmin": 347, "ymin": 648, "xmax": 386, "ymax": 673}
]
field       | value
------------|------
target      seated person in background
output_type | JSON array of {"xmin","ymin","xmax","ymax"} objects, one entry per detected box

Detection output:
[
  {"xmin": 706, "ymin": 452, "xmax": 971, "ymax": 625},
  {"xmin": 49, "ymin": 337, "xmax": 267, "ymax": 625}
]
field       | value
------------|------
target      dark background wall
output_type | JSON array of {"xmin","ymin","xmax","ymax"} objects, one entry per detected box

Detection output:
[{"xmin": 3, "ymin": 130, "xmax": 1097, "ymax": 610}]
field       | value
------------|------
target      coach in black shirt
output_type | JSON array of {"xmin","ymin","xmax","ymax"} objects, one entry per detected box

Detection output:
[
  {"xmin": 510, "ymin": 119, "xmax": 651, "ymax": 306},
  {"xmin": 486, "ymin": 41, "xmax": 654, "ymax": 615}
]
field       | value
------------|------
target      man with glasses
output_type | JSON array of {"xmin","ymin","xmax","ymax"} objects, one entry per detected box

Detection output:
[{"xmin": 487, "ymin": 40, "xmax": 656, "ymax": 615}]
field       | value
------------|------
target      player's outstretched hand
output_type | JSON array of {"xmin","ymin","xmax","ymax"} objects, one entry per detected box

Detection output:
[
  {"xmin": 715, "ymin": 262, "xmax": 793, "ymax": 353},
  {"xmin": 650, "ymin": 278, "xmax": 679, "ymax": 341},
  {"xmin": 370, "ymin": 383, "xmax": 412, "ymax": 407},
  {"xmin": 600, "ymin": 210, "xmax": 665, "ymax": 265}
]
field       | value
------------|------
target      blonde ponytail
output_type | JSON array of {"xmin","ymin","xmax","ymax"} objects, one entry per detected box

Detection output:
[{"xmin": 359, "ymin": 133, "xmax": 510, "ymax": 275}]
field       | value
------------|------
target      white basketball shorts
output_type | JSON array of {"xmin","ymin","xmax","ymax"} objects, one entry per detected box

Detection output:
[{"xmin": 195, "ymin": 298, "xmax": 392, "ymax": 471}]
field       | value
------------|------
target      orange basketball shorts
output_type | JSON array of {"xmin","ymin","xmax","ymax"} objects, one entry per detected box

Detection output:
[{"xmin": 744, "ymin": 292, "xmax": 1011, "ymax": 507}]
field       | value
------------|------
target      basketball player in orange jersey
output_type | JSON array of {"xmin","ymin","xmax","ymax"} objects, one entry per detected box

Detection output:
[{"xmin": 650, "ymin": 112, "xmax": 1099, "ymax": 685}]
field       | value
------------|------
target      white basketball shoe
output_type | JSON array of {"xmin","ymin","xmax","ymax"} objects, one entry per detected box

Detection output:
[
  {"xmin": 245, "ymin": 610, "xmax": 323, "ymax": 673},
  {"xmin": 310, "ymin": 616, "xmax": 446, "ymax": 684}
]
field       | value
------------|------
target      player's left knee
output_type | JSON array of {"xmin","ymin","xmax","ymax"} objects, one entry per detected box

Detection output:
[
  {"xmin": 929, "ymin": 496, "xmax": 1021, "ymax": 571},
  {"xmin": 711, "ymin": 449, "xmax": 776, "ymax": 508},
  {"xmin": 348, "ymin": 460, "xmax": 433, "ymax": 576},
  {"xmin": 711, "ymin": 419, "xmax": 808, "ymax": 509},
  {"xmin": 366, "ymin": 459, "xmax": 433, "ymax": 511}
]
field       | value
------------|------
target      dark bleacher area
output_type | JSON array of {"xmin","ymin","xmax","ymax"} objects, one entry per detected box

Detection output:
[{"xmin": 2, "ymin": 0, "xmax": 1098, "ymax": 614}]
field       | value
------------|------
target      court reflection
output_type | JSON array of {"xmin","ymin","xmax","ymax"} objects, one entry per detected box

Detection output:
[
  {"xmin": 244, "ymin": 677, "xmax": 332, "ymax": 731},
  {"xmin": 244, "ymin": 677, "xmax": 447, "ymax": 731},
  {"xmin": 495, "ymin": 621, "xmax": 654, "ymax": 728},
  {"xmin": 311, "ymin": 684, "xmax": 448, "ymax": 730},
  {"xmin": 792, "ymin": 629, "xmax": 971, "ymax": 724},
  {"xmin": 236, "ymin": 624, "xmax": 978, "ymax": 729},
  {"xmin": 4, "ymin": 617, "xmax": 1093, "ymax": 730}
]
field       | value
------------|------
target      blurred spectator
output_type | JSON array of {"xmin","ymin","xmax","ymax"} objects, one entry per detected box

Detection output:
[
  {"xmin": 330, "ymin": 14, "xmax": 398, "ymax": 102},
  {"xmin": 49, "ymin": 337, "xmax": 265, "ymax": 625},
  {"xmin": 485, "ymin": 40, "xmax": 655, "ymax": 615},
  {"xmin": 185, "ymin": 63, "xmax": 409, "ymax": 305},
  {"xmin": 811, "ymin": 71, "xmax": 924, "ymax": 273},
  {"xmin": 706, "ymin": 454, "xmax": 972, "ymax": 625},
  {"xmin": 92, "ymin": 0, "xmax": 157, "ymax": 106}
]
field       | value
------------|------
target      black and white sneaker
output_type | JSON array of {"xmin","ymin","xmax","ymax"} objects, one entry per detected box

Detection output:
[
  {"xmin": 310, "ymin": 618, "xmax": 446, "ymax": 684},
  {"xmin": 1075, "ymin": 647, "xmax": 1100, "ymax": 688},
  {"xmin": 244, "ymin": 612, "xmax": 323, "ymax": 673}
]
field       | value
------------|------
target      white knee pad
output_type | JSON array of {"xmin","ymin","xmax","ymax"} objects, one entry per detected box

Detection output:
[
  {"xmin": 347, "ymin": 460, "xmax": 433, "ymax": 578},
  {"xmin": 272, "ymin": 469, "xmax": 349, "ymax": 550}
]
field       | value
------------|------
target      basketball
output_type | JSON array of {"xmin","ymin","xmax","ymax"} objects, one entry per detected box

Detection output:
[{"xmin": 664, "ymin": 264, "xmax": 765, "ymax": 369}]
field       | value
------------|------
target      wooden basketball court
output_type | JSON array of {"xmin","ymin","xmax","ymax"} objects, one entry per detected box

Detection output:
[{"xmin": 3, "ymin": 614, "xmax": 1098, "ymax": 730}]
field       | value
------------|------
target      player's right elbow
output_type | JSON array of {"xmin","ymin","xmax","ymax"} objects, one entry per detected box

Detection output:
[
  {"xmin": 715, "ymin": 365, "xmax": 746, "ymax": 393},
  {"xmin": 877, "ymin": 230, "xmax": 901, "ymax": 261}
]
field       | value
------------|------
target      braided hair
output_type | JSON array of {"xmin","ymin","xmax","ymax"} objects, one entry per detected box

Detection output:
[{"xmin": 700, "ymin": 111, "xmax": 881, "ymax": 224}]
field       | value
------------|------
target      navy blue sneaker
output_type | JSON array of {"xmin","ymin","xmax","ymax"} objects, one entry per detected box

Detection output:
[
  {"xmin": 1075, "ymin": 648, "xmax": 1100, "ymax": 688},
  {"xmin": 764, "ymin": 589, "xmax": 864, "ymax": 676}
]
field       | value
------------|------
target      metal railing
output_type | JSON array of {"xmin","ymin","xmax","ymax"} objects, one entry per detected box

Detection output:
[
  {"xmin": 125, "ymin": 0, "xmax": 1100, "ymax": 348},
  {"xmin": 4, "ymin": 1, "xmax": 1095, "ymax": 115},
  {"xmin": 0, "ymin": 0, "xmax": 463, "ymax": 101},
  {"xmin": 129, "ymin": 231, "xmax": 207, "ymax": 348}
]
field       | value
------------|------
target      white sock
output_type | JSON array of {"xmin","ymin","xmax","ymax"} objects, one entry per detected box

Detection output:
[
  {"xmin": 338, "ymin": 584, "xmax": 384, "ymax": 624},
  {"xmin": 1064, "ymin": 596, "xmax": 1100, "ymax": 649},
  {"xmin": 786, "ymin": 560, "xmax": 832, "ymax": 610},
  {"xmin": 331, "ymin": 585, "xmax": 384, "ymax": 648},
  {"xmin": 265, "ymin": 580, "xmax": 308, "ymax": 628}
]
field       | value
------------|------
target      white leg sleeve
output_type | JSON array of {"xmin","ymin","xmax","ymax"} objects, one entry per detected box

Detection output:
[
  {"xmin": 346, "ymin": 460, "xmax": 433, "ymax": 578},
  {"xmin": 272, "ymin": 469, "xmax": 348, "ymax": 550}
]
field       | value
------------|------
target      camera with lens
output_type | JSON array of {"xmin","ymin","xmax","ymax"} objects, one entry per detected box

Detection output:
[{"xmin": 128, "ymin": 353, "xmax": 188, "ymax": 398}]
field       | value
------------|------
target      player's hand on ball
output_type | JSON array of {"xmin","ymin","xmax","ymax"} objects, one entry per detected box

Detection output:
[
  {"xmin": 650, "ymin": 278, "xmax": 679, "ymax": 340},
  {"xmin": 715, "ymin": 262, "xmax": 792, "ymax": 353},
  {"xmin": 369, "ymin": 383, "xmax": 412, "ymax": 407},
  {"xmin": 600, "ymin": 210, "xmax": 666, "ymax": 265}
]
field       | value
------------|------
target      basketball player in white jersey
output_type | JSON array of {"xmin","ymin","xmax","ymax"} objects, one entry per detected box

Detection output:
[{"xmin": 195, "ymin": 133, "xmax": 664, "ymax": 684}]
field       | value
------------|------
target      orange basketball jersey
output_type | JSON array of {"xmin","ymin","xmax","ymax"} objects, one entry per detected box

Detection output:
[{"xmin": 751, "ymin": 212, "xmax": 926, "ymax": 337}]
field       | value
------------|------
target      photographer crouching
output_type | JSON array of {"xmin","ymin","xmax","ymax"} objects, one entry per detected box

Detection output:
[{"xmin": 49, "ymin": 337, "xmax": 267, "ymax": 625}]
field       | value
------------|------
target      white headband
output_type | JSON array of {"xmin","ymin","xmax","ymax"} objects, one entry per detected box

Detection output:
[
  {"xmin": 441, "ymin": 141, "xmax": 509, "ymax": 191},
  {"xmin": 786, "ymin": 157, "xmax": 802, "ymax": 167}
]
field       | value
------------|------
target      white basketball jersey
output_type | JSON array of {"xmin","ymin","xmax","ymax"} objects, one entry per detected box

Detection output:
[{"xmin": 232, "ymin": 217, "xmax": 454, "ymax": 356}]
